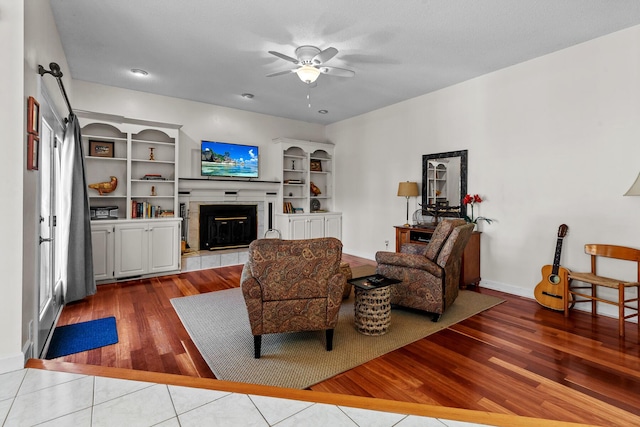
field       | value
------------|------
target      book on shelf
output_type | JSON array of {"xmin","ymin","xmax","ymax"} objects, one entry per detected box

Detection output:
[
  {"xmin": 283, "ymin": 202, "xmax": 294, "ymax": 213},
  {"xmin": 131, "ymin": 200, "xmax": 172, "ymax": 218}
]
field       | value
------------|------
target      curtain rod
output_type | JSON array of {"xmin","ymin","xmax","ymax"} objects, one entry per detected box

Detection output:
[{"xmin": 38, "ymin": 62, "xmax": 73, "ymax": 117}]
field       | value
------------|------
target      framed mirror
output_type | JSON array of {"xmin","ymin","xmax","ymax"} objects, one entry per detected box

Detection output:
[{"xmin": 420, "ymin": 150, "xmax": 468, "ymax": 222}]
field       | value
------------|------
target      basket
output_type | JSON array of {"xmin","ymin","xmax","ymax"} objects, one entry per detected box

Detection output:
[{"xmin": 354, "ymin": 286, "xmax": 391, "ymax": 335}]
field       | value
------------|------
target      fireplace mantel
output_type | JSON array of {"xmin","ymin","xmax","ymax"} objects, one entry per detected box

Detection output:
[
  {"xmin": 178, "ymin": 178, "xmax": 279, "ymax": 260},
  {"xmin": 179, "ymin": 177, "xmax": 280, "ymax": 198}
]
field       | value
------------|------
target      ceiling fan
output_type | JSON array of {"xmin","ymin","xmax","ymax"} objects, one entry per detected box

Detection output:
[{"xmin": 267, "ymin": 45, "xmax": 355, "ymax": 84}]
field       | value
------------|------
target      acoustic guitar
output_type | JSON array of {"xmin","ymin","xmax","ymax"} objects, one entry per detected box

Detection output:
[{"xmin": 534, "ymin": 224, "xmax": 571, "ymax": 311}]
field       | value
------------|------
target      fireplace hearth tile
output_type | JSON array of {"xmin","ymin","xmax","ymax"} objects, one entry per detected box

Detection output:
[
  {"xmin": 181, "ymin": 248, "xmax": 249, "ymax": 272},
  {"xmin": 201, "ymin": 254, "xmax": 221, "ymax": 269},
  {"xmin": 220, "ymin": 252, "xmax": 240, "ymax": 266},
  {"xmin": 182, "ymin": 256, "xmax": 201, "ymax": 272},
  {"xmin": 238, "ymin": 251, "xmax": 249, "ymax": 265}
]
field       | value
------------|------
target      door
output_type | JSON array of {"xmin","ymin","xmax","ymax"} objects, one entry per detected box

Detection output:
[
  {"xmin": 307, "ymin": 216, "xmax": 325, "ymax": 238},
  {"xmin": 37, "ymin": 109, "xmax": 64, "ymax": 357},
  {"xmin": 289, "ymin": 216, "xmax": 308, "ymax": 239},
  {"xmin": 325, "ymin": 215, "xmax": 342, "ymax": 239},
  {"xmin": 149, "ymin": 221, "xmax": 180, "ymax": 273},
  {"xmin": 115, "ymin": 222, "xmax": 148, "ymax": 277},
  {"xmin": 91, "ymin": 223, "xmax": 114, "ymax": 281}
]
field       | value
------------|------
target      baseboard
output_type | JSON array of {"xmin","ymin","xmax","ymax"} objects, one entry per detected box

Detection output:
[
  {"xmin": 481, "ymin": 279, "xmax": 637, "ymax": 323},
  {"xmin": 0, "ymin": 352, "xmax": 25, "ymax": 374}
]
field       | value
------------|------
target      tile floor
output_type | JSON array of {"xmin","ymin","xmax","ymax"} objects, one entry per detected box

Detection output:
[{"xmin": 0, "ymin": 368, "xmax": 497, "ymax": 427}]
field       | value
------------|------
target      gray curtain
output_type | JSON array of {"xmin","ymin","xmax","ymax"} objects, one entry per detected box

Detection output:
[{"xmin": 61, "ymin": 113, "xmax": 96, "ymax": 302}]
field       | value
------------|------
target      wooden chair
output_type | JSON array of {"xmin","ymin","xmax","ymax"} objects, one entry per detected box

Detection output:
[{"xmin": 564, "ymin": 244, "xmax": 640, "ymax": 337}]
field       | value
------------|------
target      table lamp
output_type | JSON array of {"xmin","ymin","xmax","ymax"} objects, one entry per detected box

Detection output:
[
  {"xmin": 397, "ymin": 181, "xmax": 419, "ymax": 226},
  {"xmin": 624, "ymin": 172, "xmax": 640, "ymax": 196}
]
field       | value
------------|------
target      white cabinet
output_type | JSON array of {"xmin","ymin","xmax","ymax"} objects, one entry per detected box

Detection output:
[
  {"xmin": 273, "ymin": 137, "xmax": 342, "ymax": 240},
  {"xmin": 91, "ymin": 223, "xmax": 114, "ymax": 281},
  {"xmin": 426, "ymin": 160, "xmax": 447, "ymax": 205},
  {"xmin": 114, "ymin": 220, "xmax": 181, "ymax": 279},
  {"xmin": 278, "ymin": 213, "xmax": 341, "ymax": 240},
  {"xmin": 273, "ymin": 137, "xmax": 337, "ymax": 214},
  {"xmin": 92, "ymin": 219, "xmax": 181, "ymax": 282},
  {"xmin": 324, "ymin": 214, "xmax": 342, "ymax": 239},
  {"xmin": 80, "ymin": 114, "xmax": 181, "ymax": 220},
  {"xmin": 114, "ymin": 222, "xmax": 148, "ymax": 278},
  {"xmin": 148, "ymin": 221, "xmax": 181, "ymax": 274},
  {"xmin": 82, "ymin": 113, "xmax": 182, "ymax": 281}
]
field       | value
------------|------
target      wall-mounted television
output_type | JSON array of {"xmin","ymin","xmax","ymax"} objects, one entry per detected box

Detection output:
[{"xmin": 201, "ymin": 140, "xmax": 259, "ymax": 178}]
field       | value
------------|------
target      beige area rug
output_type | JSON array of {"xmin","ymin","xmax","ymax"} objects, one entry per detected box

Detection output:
[{"xmin": 171, "ymin": 269, "xmax": 504, "ymax": 390}]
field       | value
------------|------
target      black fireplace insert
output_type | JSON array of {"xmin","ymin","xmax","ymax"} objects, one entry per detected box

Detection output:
[{"xmin": 199, "ymin": 204, "xmax": 257, "ymax": 250}]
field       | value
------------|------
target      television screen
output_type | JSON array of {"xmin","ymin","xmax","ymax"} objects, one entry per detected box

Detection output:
[{"xmin": 201, "ymin": 140, "xmax": 259, "ymax": 178}]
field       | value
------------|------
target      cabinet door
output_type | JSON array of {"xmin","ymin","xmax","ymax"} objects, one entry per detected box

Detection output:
[
  {"xmin": 324, "ymin": 215, "xmax": 342, "ymax": 240},
  {"xmin": 289, "ymin": 216, "xmax": 308, "ymax": 240},
  {"xmin": 307, "ymin": 216, "xmax": 325, "ymax": 238},
  {"xmin": 148, "ymin": 222, "xmax": 180, "ymax": 273},
  {"xmin": 91, "ymin": 224, "xmax": 114, "ymax": 281},
  {"xmin": 114, "ymin": 222, "xmax": 148, "ymax": 278}
]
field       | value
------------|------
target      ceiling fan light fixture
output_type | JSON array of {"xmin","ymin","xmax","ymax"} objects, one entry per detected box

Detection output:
[{"xmin": 296, "ymin": 65, "xmax": 320, "ymax": 84}]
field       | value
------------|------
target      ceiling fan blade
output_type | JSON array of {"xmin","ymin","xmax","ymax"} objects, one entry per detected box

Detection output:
[
  {"xmin": 266, "ymin": 69, "xmax": 297, "ymax": 77},
  {"xmin": 268, "ymin": 51, "xmax": 299, "ymax": 64},
  {"xmin": 319, "ymin": 66, "xmax": 355, "ymax": 77},
  {"xmin": 313, "ymin": 47, "xmax": 338, "ymax": 65}
]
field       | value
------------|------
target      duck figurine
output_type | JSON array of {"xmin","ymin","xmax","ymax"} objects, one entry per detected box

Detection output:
[{"xmin": 88, "ymin": 176, "xmax": 118, "ymax": 195}]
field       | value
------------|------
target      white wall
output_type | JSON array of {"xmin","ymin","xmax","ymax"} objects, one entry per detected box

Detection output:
[
  {"xmin": 328, "ymin": 25, "xmax": 640, "ymax": 310},
  {"xmin": 0, "ymin": 0, "xmax": 75, "ymax": 372},
  {"xmin": 0, "ymin": 0, "xmax": 25, "ymax": 372},
  {"xmin": 71, "ymin": 81, "xmax": 326, "ymax": 182}
]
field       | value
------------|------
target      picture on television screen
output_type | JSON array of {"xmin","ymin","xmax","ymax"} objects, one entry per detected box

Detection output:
[{"xmin": 201, "ymin": 140, "xmax": 259, "ymax": 178}]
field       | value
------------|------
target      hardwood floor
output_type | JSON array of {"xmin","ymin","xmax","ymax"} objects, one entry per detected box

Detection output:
[{"xmin": 53, "ymin": 254, "xmax": 640, "ymax": 426}]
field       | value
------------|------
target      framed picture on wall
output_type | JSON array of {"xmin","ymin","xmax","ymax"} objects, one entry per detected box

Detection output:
[
  {"xmin": 27, "ymin": 133, "xmax": 39, "ymax": 170},
  {"xmin": 89, "ymin": 140, "xmax": 115, "ymax": 158},
  {"xmin": 310, "ymin": 159, "xmax": 322, "ymax": 172},
  {"xmin": 27, "ymin": 96, "xmax": 40, "ymax": 136}
]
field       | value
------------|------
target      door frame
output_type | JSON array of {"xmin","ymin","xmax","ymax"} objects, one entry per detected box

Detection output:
[{"xmin": 35, "ymin": 86, "xmax": 65, "ymax": 358}]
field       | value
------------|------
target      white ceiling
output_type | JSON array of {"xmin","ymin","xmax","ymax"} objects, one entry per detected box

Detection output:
[{"xmin": 50, "ymin": 0, "xmax": 640, "ymax": 125}]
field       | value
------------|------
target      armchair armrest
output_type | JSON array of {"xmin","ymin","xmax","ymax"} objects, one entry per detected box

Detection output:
[
  {"xmin": 375, "ymin": 251, "xmax": 443, "ymax": 278},
  {"xmin": 240, "ymin": 263, "xmax": 263, "ymax": 335},
  {"xmin": 326, "ymin": 272, "xmax": 345, "ymax": 327}
]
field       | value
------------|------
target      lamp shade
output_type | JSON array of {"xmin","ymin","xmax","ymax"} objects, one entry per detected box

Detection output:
[
  {"xmin": 624, "ymin": 172, "xmax": 640, "ymax": 196},
  {"xmin": 296, "ymin": 65, "xmax": 321, "ymax": 84},
  {"xmin": 397, "ymin": 181, "xmax": 419, "ymax": 197}
]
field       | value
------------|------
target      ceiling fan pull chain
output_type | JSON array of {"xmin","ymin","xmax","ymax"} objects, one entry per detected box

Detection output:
[{"xmin": 307, "ymin": 85, "xmax": 312, "ymax": 108}]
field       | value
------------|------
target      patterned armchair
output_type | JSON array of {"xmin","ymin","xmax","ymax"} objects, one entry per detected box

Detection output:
[
  {"xmin": 241, "ymin": 237, "xmax": 345, "ymax": 358},
  {"xmin": 375, "ymin": 219, "xmax": 474, "ymax": 321}
]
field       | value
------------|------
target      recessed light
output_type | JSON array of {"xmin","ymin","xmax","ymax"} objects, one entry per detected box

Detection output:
[
  {"xmin": 241, "ymin": 93, "xmax": 254, "ymax": 99},
  {"xmin": 318, "ymin": 110, "xmax": 328, "ymax": 114},
  {"xmin": 130, "ymin": 68, "xmax": 148, "ymax": 76}
]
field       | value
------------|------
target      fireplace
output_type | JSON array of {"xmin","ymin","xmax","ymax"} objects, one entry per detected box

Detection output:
[{"xmin": 199, "ymin": 204, "xmax": 257, "ymax": 250}]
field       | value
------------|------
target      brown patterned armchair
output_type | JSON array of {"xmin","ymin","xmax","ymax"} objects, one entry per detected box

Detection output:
[
  {"xmin": 375, "ymin": 219, "xmax": 474, "ymax": 321},
  {"xmin": 241, "ymin": 237, "xmax": 345, "ymax": 358}
]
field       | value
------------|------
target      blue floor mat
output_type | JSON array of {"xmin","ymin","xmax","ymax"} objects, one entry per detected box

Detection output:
[{"xmin": 45, "ymin": 316, "xmax": 118, "ymax": 359}]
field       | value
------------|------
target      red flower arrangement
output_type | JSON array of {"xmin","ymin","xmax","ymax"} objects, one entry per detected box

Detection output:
[{"xmin": 463, "ymin": 194, "xmax": 493, "ymax": 224}]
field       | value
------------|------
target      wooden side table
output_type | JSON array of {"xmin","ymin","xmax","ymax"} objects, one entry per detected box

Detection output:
[{"xmin": 394, "ymin": 225, "xmax": 481, "ymax": 288}]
